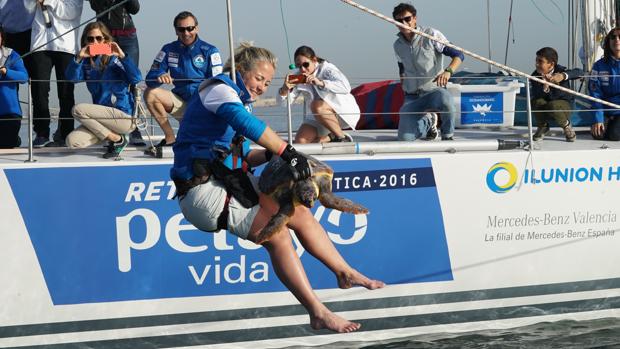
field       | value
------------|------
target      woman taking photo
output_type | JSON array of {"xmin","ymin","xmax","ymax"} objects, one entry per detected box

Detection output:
[
  {"xmin": 65, "ymin": 21, "xmax": 142, "ymax": 158},
  {"xmin": 171, "ymin": 42, "xmax": 384, "ymax": 333},
  {"xmin": 278, "ymin": 46, "xmax": 360, "ymax": 143}
]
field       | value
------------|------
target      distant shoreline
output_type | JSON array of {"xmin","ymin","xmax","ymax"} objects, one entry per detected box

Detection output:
[{"xmin": 253, "ymin": 96, "xmax": 305, "ymax": 108}]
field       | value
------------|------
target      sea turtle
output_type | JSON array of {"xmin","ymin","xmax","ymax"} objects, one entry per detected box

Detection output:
[{"xmin": 257, "ymin": 153, "xmax": 368, "ymax": 244}]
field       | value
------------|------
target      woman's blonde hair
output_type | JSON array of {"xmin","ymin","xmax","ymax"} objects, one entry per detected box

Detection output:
[{"xmin": 223, "ymin": 41, "xmax": 277, "ymax": 74}]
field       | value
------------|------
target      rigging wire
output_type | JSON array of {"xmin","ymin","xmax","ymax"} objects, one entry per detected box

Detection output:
[
  {"xmin": 530, "ymin": 0, "xmax": 565, "ymax": 24},
  {"xmin": 503, "ymin": 0, "xmax": 514, "ymax": 65},
  {"xmin": 279, "ymin": 0, "xmax": 295, "ymax": 70}
]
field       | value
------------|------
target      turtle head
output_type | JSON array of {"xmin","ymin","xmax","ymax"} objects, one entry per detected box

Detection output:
[{"xmin": 293, "ymin": 179, "xmax": 319, "ymax": 208}]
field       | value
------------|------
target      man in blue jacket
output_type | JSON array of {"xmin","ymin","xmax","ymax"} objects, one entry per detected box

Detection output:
[{"xmin": 144, "ymin": 11, "xmax": 222, "ymax": 150}]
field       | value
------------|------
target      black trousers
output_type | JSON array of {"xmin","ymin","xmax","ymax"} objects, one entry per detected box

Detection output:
[
  {"xmin": 0, "ymin": 114, "xmax": 22, "ymax": 148},
  {"xmin": 29, "ymin": 50, "xmax": 75, "ymax": 139}
]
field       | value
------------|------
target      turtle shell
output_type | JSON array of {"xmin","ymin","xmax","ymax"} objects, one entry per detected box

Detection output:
[{"xmin": 258, "ymin": 154, "xmax": 333, "ymax": 195}]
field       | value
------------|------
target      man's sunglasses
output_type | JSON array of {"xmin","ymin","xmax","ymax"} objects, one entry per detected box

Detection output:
[
  {"xmin": 176, "ymin": 25, "xmax": 196, "ymax": 33},
  {"xmin": 296, "ymin": 62, "xmax": 311, "ymax": 69},
  {"xmin": 395, "ymin": 16, "xmax": 413, "ymax": 23},
  {"xmin": 86, "ymin": 35, "xmax": 104, "ymax": 43}
]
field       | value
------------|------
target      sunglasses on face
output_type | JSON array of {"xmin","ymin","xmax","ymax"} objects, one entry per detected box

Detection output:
[
  {"xmin": 611, "ymin": 34, "xmax": 620, "ymax": 41},
  {"xmin": 296, "ymin": 62, "xmax": 311, "ymax": 69},
  {"xmin": 86, "ymin": 35, "xmax": 104, "ymax": 43},
  {"xmin": 176, "ymin": 25, "xmax": 196, "ymax": 33},
  {"xmin": 395, "ymin": 15, "xmax": 413, "ymax": 23}
]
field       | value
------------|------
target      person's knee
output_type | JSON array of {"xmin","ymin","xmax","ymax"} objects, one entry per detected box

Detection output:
[
  {"xmin": 65, "ymin": 132, "xmax": 86, "ymax": 149},
  {"xmin": 311, "ymin": 100, "xmax": 333, "ymax": 116},
  {"xmin": 71, "ymin": 104, "xmax": 88, "ymax": 120},
  {"xmin": 143, "ymin": 87, "xmax": 160, "ymax": 105}
]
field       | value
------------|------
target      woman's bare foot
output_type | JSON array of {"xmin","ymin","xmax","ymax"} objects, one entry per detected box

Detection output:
[
  {"xmin": 337, "ymin": 270, "xmax": 386, "ymax": 290},
  {"xmin": 310, "ymin": 309, "xmax": 361, "ymax": 333}
]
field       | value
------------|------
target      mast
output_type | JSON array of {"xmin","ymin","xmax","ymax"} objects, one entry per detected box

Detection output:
[{"xmin": 226, "ymin": 0, "xmax": 236, "ymax": 83}]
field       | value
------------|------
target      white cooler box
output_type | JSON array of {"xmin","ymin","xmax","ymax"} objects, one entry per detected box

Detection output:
[{"xmin": 446, "ymin": 80, "xmax": 524, "ymax": 128}]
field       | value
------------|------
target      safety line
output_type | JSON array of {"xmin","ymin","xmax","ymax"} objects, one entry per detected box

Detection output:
[{"xmin": 338, "ymin": 0, "xmax": 620, "ymax": 112}]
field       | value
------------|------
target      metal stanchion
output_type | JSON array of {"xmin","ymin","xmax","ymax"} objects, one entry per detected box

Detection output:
[
  {"xmin": 286, "ymin": 93, "xmax": 293, "ymax": 145},
  {"xmin": 525, "ymin": 78, "xmax": 534, "ymax": 150},
  {"xmin": 26, "ymin": 79, "xmax": 36, "ymax": 163}
]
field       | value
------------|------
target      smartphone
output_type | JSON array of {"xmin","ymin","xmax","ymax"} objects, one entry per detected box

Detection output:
[
  {"xmin": 287, "ymin": 74, "xmax": 307, "ymax": 84},
  {"xmin": 89, "ymin": 43, "xmax": 112, "ymax": 56}
]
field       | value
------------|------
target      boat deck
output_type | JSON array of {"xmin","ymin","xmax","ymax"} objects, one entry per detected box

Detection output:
[{"xmin": 0, "ymin": 126, "xmax": 613, "ymax": 166}]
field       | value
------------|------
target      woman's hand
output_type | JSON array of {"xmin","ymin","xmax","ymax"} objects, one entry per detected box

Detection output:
[
  {"xmin": 279, "ymin": 74, "xmax": 295, "ymax": 96},
  {"xmin": 77, "ymin": 46, "xmax": 90, "ymax": 61},
  {"xmin": 110, "ymin": 42, "xmax": 125, "ymax": 59},
  {"xmin": 0, "ymin": 67, "xmax": 6, "ymax": 76},
  {"xmin": 305, "ymin": 74, "xmax": 325, "ymax": 88},
  {"xmin": 591, "ymin": 122, "xmax": 606, "ymax": 139}
]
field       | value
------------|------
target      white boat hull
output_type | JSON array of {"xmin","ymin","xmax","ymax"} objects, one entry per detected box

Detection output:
[{"xmin": 1, "ymin": 147, "xmax": 619, "ymax": 348}]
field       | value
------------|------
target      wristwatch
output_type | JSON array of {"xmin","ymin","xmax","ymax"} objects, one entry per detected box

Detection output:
[{"xmin": 444, "ymin": 67, "xmax": 454, "ymax": 75}]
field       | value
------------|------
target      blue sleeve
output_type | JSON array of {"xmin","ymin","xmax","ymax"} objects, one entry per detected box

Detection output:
[
  {"xmin": 442, "ymin": 46, "xmax": 464, "ymax": 61},
  {"xmin": 2, "ymin": 52, "xmax": 28, "ymax": 83},
  {"xmin": 215, "ymin": 102, "xmax": 267, "ymax": 142},
  {"xmin": 64, "ymin": 58, "xmax": 84, "ymax": 82},
  {"xmin": 589, "ymin": 61, "xmax": 605, "ymax": 123},
  {"xmin": 119, "ymin": 56, "xmax": 143, "ymax": 85},
  {"xmin": 145, "ymin": 45, "xmax": 168, "ymax": 88}
]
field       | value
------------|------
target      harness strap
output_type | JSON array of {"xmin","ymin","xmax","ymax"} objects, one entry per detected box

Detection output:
[{"xmin": 216, "ymin": 192, "xmax": 232, "ymax": 230}]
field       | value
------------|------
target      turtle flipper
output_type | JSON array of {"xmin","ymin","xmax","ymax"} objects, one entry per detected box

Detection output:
[
  {"xmin": 318, "ymin": 193, "xmax": 369, "ymax": 214},
  {"xmin": 256, "ymin": 193, "xmax": 295, "ymax": 244}
]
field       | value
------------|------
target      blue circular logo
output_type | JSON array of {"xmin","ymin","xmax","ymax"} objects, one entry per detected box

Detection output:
[
  {"xmin": 193, "ymin": 54, "xmax": 206, "ymax": 68},
  {"xmin": 486, "ymin": 162, "xmax": 518, "ymax": 193}
]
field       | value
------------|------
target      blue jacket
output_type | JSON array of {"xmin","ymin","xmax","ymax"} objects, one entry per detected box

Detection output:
[
  {"xmin": 590, "ymin": 57, "xmax": 620, "ymax": 123},
  {"xmin": 146, "ymin": 37, "xmax": 222, "ymax": 101},
  {"xmin": 171, "ymin": 73, "xmax": 266, "ymax": 180},
  {"xmin": 0, "ymin": 48, "xmax": 28, "ymax": 117},
  {"xmin": 65, "ymin": 55, "xmax": 142, "ymax": 116}
]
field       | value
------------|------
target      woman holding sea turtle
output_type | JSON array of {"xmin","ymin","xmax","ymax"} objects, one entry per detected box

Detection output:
[{"xmin": 170, "ymin": 42, "xmax": 384, "ymax": 333}]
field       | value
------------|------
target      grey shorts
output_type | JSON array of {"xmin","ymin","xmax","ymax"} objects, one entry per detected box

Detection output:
[{"xmin": 178, "ymin": 175, "xmax": 260, "ymax": 240}]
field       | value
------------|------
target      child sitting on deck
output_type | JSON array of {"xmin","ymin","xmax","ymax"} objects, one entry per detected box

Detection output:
[{"xmin": 530, "ymin": 47, "xmax": 583, "ymax": 142}]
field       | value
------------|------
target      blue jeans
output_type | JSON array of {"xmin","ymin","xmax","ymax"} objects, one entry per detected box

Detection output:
[
  {"xmin": 115, "ymin": 33, "xmax": 139, "ymax": 66},
  {"xmin": 398, "ymin": 88, "xmax": 456, "ymax": 141}
]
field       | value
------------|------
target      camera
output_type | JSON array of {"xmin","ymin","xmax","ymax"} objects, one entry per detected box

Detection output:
[{"xmin": 287, "ymin": 74, "xmax": 307, "ymax": 84}]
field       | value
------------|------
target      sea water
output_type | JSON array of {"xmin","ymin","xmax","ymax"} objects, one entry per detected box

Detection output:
[{"xmin": 285, "ymin": 318, "xmax": 620, "ymax": 348}]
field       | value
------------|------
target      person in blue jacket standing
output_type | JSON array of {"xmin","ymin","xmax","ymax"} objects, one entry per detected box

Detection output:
[
  {"xmin": 144, "ymin": 11, "xmax": 222, "ymax": 149},
  {"xmin": 64, "ymin": 21, "xmax": 142, "ymax": 158},
  {"xmin": 590, "ymin": 27, "xmax": 620, "ymax": 141},
  {"xmin": 171, "ymin": 42, "xmax": 384, "ymax": 334},
  {"xmin": 0, "ymin": 27, "xmax": 29, "ymax": 148}
]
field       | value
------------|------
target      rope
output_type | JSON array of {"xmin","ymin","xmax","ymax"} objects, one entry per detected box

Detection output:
[
  {"xmin": 338, "ymin": 0, "xmax": 620, "ymax": 112},
  {"xmin": 279, "ymin": 0, "xmax": 293, "ymax": 66}
]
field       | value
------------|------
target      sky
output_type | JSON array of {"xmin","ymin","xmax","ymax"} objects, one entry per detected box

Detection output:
[{"xmin": 81, "ymin": 0, "xmax": 579, "ymax": 89}]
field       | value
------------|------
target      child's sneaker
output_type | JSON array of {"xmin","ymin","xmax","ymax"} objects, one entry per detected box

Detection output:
[
  {"xmin": 533, "ymin": 124, "xmax": 550, "ymax": 141},
  {"xmin": 103, "ymin": 134, "xmax": 129, "ymax": 159},
  {"xmin": 562, "ymin": 121, "xmax": 576, "ymax": 142}
]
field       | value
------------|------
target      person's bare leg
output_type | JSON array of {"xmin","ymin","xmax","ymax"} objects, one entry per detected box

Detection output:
[
  {"xmin": 248, "ymin": 198, "xmax": 361, "ymax": 333},
  {"xmin": 144, "ymin": 87, "xmax": 177, "ymax": 144},
  {"xmin": 311, "ymin": 100, "xmax": 345, "ymax": 140},
  {"xmin": 260, "ymin": 195, "xmax": 385, "ymax": 290},
  {"xmin": 294, "ymin": 123, "xmax": 320, "ymax": 144}
]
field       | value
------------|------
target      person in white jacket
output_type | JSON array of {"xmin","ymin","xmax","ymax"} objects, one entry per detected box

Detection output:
[
  {"xmin": 278, "ymin": 45, "xmax": 360, "ymax": 143},
  {"xmin": 29, "ymin": 0, "xmax": 83, "ymax": 147}
]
